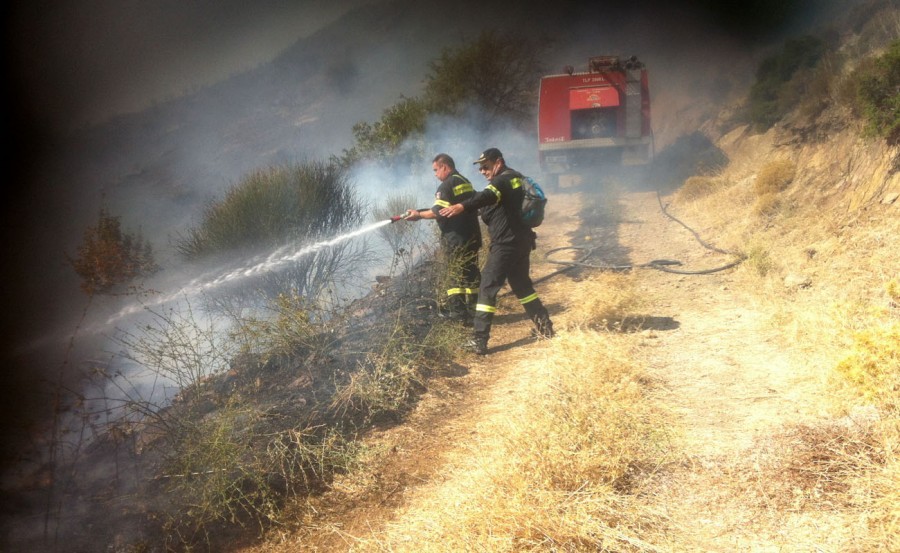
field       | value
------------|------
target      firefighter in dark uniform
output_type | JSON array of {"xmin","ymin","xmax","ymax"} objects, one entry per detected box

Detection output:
[
  {"xmin": 405, "ymin": 153, "xmax": 482, "ymax": 323},
  {"xmin": 439, "ymin": 148, "xmax": 553, "ymax": 355}
]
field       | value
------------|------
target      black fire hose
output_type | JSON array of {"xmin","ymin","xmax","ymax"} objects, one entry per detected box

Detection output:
[{"xmin": 541, "ymin": 190, "xmax": 745, "ymax": 277}]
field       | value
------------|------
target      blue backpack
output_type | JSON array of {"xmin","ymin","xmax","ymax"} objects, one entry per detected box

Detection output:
[{"xmin": 520, "ymin": 176, "xmax": 547, "ymax": 228}]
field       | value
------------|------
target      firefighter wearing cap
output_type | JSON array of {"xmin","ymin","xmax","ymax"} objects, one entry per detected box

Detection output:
[
  {"xmin": 405, "ymin": 153, "xmax": 482, "ymax": 323},
  {"xmin": 439, "ymin": 148, "xmax": 554, "ymax": 355}
]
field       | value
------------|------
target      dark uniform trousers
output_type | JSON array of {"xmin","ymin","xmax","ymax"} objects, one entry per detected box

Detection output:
[
  {"xmin": 442, "ymin": 234, "xmax": 480, "ymax": 318},
  {"xmin": 473, "ymin": 240, "xmax": 551, "ymax": 341}
]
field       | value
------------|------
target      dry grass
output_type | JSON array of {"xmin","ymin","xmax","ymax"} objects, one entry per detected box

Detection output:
[
  {"xmin": 744, "ymin": 420, "xmax": 884, "ymax": 512},
  {"xmin": 561, "ymin": 272, "xmax": 643, "ymax": 330},
  {"xmin": 353, "ymin": 332, "xmax": 670, "ymax": 552},
  {"xmin": 834, "ymin": 322, "xmax": 900, "ymax": 411},
  {"xmin": 866, "ymin": 418, "xmax": 900, "ymax": 551}
]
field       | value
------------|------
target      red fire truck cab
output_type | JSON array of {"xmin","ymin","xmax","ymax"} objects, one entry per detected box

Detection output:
[{"xmin": 538, "ymin": 56, "xmax": 653, "ymax": 180}]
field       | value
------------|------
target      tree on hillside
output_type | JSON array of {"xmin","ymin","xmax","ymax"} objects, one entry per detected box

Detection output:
[
  {"xmin": 424, "ymin": 32, "xmax": 545, "ymax": 130},
  {"xmin": 342, "ymin": 97, "xmax": 428, "ymax": 168},
  {"xmin": 339, "ymin": 32, "xmax": 546, "ymax": 167}
]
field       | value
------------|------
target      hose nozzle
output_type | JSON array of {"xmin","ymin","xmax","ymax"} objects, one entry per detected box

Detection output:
[{"xmin": 389, "ymin": 214, "xmax": 407, "ymax": 223}]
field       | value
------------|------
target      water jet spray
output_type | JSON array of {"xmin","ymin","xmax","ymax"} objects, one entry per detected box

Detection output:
[{"xmin": 106, "ymin": 217, "xmax": 406, "ymax": 325}]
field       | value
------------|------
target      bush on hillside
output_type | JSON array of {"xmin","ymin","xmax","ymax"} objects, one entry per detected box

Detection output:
[
  {"xmin": 754, "ymin": 158, "xmax": 796, "ymax": 196},
  {"xmin": 854, "ymin": 39, "xmax": 900, "ymax": 144},
  {"xmin": 677, "ymin": 175, "xmax": 724, "ymax": 202},
  {"xmin": 753, "ymin": 158, "xmax": 796, "ymax": 216},
  {"xmin": 747, "ymin": 35, "xmax": 828, "ymax": 130},
  {"xmin": 177, "ymin": 162, "xmax": 361, "ymax": 258},
  {"xmin": 175, "ymin": 161, "xmax": 366, "ymax": 301}
]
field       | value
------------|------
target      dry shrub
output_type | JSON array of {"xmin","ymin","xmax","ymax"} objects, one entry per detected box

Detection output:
[
  {"xmin": 753, "ymin": 159, "xmax": 796, "ymax": 215},
  {"xmin": 676, "ymin": 175, "xmax": 721, "ymax": 202},
  {"xmin": 753, "ymin": 191, "xmax": 781, "ymax": 216},
  {"xmin": 71, "ymin": 207, "xmax": 158, "ymax": 295},
  {"xmin": 363, "ymin": 331, "xmax": 670, "ymax": 551},
  {"xmin": 887, "ymin": 279, "xmax": 900, "ymax": 305},
  {"xmin": 754, "ymin": 159, "xmax": 796, "ymax": 197}
]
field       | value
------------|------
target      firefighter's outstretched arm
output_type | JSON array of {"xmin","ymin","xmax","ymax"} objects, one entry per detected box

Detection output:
[
  {"xmin": 439, "ymin": 203, "xmax": 464, "ymax": 218},
  {"xmin": 405, "ymin": 208, "xmax": 435, "ymax": 221}
]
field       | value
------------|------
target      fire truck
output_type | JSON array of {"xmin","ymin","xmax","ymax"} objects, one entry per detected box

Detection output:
[{"xmin": 538, "ymin": 55, "xmax": 653, "ymax": 183}]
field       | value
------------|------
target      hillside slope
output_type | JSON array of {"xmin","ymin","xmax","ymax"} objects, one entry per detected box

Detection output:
[{"xmin": 238, "ymin": 104, "xmax": 899, "ymax": 553}]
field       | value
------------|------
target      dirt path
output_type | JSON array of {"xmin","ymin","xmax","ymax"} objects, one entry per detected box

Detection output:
[
  {"xmin": 247, "ymin": 188, "xmax": 860, "ymax": 552},
  {"xmin": 609, "ymin": 190, "xmax": 858, "ymax": 551}
]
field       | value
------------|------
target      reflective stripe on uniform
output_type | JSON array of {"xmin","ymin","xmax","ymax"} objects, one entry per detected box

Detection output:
[
  {"xmin": 433, "ymin": 199, "xmax": 451, "ymax": 208},
  {"xmin": 464, "ymin": 288, "xmax": 477, "ymax": 295},
  {"xmin": 446, "ymin": 287, "xmax": 465, "ymax": 296},
  {"xmin": 475, "ymin": 304, "xmax": 497, "ymax": 313},
  {"xmin": 519, "ymin": 293, "xmax": 539, "ymax": 305},
  {"xmin": 453, "ymin": 182, "xmax": 474, "ymax": 196},
  {"xmin": 486, "ymin": 184, "xmax": 501, "ymax": 203},
  {"xmin": 510, "ymin": 177, "xmax": 522, "ymax": 189}
]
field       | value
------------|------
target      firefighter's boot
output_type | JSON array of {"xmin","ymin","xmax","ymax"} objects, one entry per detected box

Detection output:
[
  {"xmin": 532, "ymin": 317, "xmax": 555, "ymax": 339},
  {"xmin": 464, "ymin": 335, "xmax": 488, "ymax": 355},
  {"xmin": 524, "ymin": 298, "xmax": 554, "ymax": 339}
]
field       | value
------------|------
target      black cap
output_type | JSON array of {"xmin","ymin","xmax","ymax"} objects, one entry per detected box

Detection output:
[{"xmin": 473, "ymin": 148, "xmax": 502, "ymax": 164}]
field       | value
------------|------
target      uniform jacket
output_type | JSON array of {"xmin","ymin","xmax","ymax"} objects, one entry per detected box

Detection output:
[
  {"xmin": 461, "ymin": 167, "xmax": 531, "ymax": 247},
  {"xmin": 431, "ymin": 171, "xmax": 482, "ymax": 248}
]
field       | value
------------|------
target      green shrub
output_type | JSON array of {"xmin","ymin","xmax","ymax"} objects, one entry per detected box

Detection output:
[
  {"xmin": 748, "ymin": 35, "xmax": 828, "ymax": 130},
  {"xmin": 175, "ymin": 161, "xmax": 367, "ymax": 302},
  {"xmin": 340, "ymin": 97, "xmax": 429, "ymax": 168},
  {"xmin": 338, "ymin": 32, "xmax": 545, "ymax": 167},
  {"xmin": 423, "ymin": 31, "xmax": 544, "ymax": 128},
  {"xmin": 855, "ymin": 39, "xmax": 900, "ymax": 144},
  {"xmin": 176, "ymin": 161, "xmax": 362, "ymax": 259}
]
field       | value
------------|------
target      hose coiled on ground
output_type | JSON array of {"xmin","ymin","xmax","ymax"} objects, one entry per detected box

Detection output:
[{"xmin": 542, "ymin": 191, "xmax": 745, "ymax": 277}]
